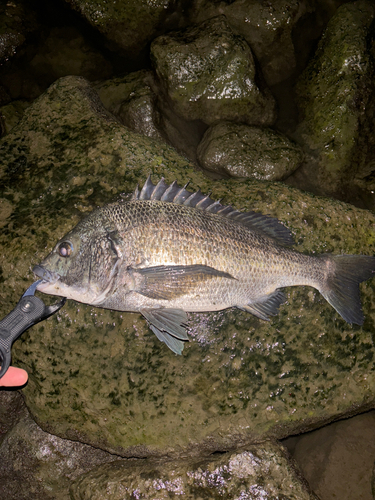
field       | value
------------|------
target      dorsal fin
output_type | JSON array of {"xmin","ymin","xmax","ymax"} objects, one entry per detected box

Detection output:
[{"xmin": 132, "ymin": 176, "xmax": 295, "ymax": 246}]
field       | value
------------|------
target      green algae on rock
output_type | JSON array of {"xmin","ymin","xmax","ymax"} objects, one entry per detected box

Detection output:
[
  {"xmin": 197, "ymin": 121, "xmax": 303, "ymax": 180},
  {"xmin": 0, "ymin": 76, "xmax": 375, "ymax": 460},
  {"xmin": 95, "ymin": 71, "xmax": 206, "ymax": 162},
  {"xmin": 295, "ymin": 0, "xmax": 375, "ymax": 196},
  {"xmin": 70, "ymin": 441, "xmax": 319, "ymax": 500},
  {"xmin": 151, "ymin": 15, "xmax": 276, "ymax": 126},
  {"xmin": 64, "ymin": 0, "xmax": 177, "ymax": 58},
  {"xmin": 0, "ymin": 99, "xmax": 30, "ymax": 136},
  {"xmin": 95, "ymin": 71, "xmax": 164, "ymax": 142},
  {"xmin": 191, "ymin": 0, "xmax": 309, "ymax": 86}
]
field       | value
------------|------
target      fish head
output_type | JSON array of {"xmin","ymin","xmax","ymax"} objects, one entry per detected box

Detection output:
[{"xmin": 33, "ymin": 212, "xmax": 121, "ymax": 305}]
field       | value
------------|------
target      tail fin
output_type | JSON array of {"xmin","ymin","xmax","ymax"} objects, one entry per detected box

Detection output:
[{"xmin": 320, "ymin": 254, "xmax": 375, "ymax": 325}]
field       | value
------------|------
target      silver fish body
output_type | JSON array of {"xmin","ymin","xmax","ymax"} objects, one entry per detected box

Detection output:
[{"xmin": 33, "ymin": 177, "xmax": 375, "ymax": 354}]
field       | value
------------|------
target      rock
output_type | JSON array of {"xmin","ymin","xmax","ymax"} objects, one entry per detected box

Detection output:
[
  {"xmin": 0, "ymin": 99, "xmax": 30, "ymax": 135},
  {"xmin": 284, "ymin": 412, "xmax": 375, "ymax": 500},
  {"xmin": 0, "ymin": 0, "xmax": 38, "ymax": 65},
  {"xmin": 28, "ymin": 26, "xmax": 113, "ymax": 85},
  {"xmin": 0, "ymin": 405, "xmax": 118, "ymax": 500},
  {"xmin": 1, "ymin": 76, "xmax": 375, "ymax": 463},
  {"xmin": 0, "ymin": 391, "xmax": 27, "ymax": 444},
  {"xmin": 151, "ymin": 16, "xmax": 276, "ymax": 126},
  {"xmin": 96, "ymin": 71, "xmax": 207, "ymax": 161},
  {"xmin": 70, "ymin": 441, "xmax": 319, "ymax": 499},
  {"xmin": 190, "ymin": 0, "xmax": 310, "ymax": 86},
  {"xmin": 95, "ymin": 71, "xmax": 164, "ymax": 141},
  {"xmin": 295, "ymin": 0, "xmax": 375, "ymax": 197},
  {"xmin": 64, "ymin": 0, "xmax": 178, "ymax": 58},
  {"xmin": 197, "ymin": 121, "xmax": 303, "ymax": 180}
]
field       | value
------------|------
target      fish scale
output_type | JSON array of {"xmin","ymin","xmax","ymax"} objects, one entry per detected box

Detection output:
[{"xmin": 33, "ymin": 177, "xmax": 375, "ymax": 354}]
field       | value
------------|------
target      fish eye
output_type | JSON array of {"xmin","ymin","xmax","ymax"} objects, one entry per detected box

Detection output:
[{"xmin": 57, "ymin": 241, "xmax": 73, "ymax": 258}]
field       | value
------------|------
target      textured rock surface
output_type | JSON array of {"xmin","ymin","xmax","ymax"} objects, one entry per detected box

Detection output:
[
  {"xmin": 0, "ymin": 391, "xmax": 28, "ymax": 444},
  {"xmin": 197, "ymin": 121, "xmax": 303, "ymax": 180},
  {"xmin": 151, "ymin": 16, "xmax": 276, "ymax": 126},
  {"xmin": 95, "ymin": 71, "xmax": 210, "ymax": 162},
  {"xmin": 0, "ymin": 99, "xmax": 30, "ymax": 136},
  {"xmin": 285, "ymin": 412, "xmax": 375, "ymax": 500},
  {"xmin": 1, "ymin": 76, "xmax": 375, "ymax": 463},
  {"xmin": 191, "ymin": 0, "xmax": 309, "ymax": 86},
  {"xmin": 64, "ymin": 0, "xmax": 177, "ymax": 57},
  {"xmin": 0, "ymin": 0, "xmax": 38, "ymax": 65},
  {"xmin": 95, "ymin": 71, "xmax": 163, "ymax": 141},
  {"xmin": 295, "ymin": 0, "xmax": 375, "ymax": 196},
  {"xmin": 0, "ymin": 400, "xmax": 118, "ymax": 500},
  {"xmin": 70, "ymin": 441, "xmax": 319, "ymax": 499}
]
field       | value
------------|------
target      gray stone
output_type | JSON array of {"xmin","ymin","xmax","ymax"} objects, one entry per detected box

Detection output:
[
  {"xmin": 295, "ymin": 0, "xmax": 375, "ymax": 196},
  {"xmin": 197, "ymin": 121, "xmax": 303, "ymax": 180},
  {"xmin": 70, "ymin": 441, "xmax": 318, "ymax": 500},
  {"xmin": 0, "ymin": 409, "xmax": 118, "ymax": 500},
  {"xmin": 151, "ymin": 16, "xmax": 276, "ymax": 126},
  {"xmin": 285, "ymin": 412, "xmax": 375, "ymax": 500},
  {"xmin": 0, "ymin": 76, "xmax": 375, "ymax": 462},
  {"xmin": 0, "ymin": 391, "xmax": 27, "ymax": 444},
  {"xmin": 191, "ymin": 0, "xmax": 310, "ymax": 86},
  {"xmin": 64, "ymin": 0, "xmax": 177, "ymax": 57}
]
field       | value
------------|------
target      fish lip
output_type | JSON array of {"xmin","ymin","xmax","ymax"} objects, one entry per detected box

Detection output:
[{"xmin": 32, "ymin": 264, "xmax": 60, "ymax": 284}]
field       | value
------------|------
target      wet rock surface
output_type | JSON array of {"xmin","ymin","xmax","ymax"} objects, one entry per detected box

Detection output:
[
  {"xmin": 95, "ymin": 70, "xmax": 164, "ymax": 141},
  {"xmin": 1, "ymin": 74, "xmax": 375, "ymax": 496},
  {"xmin": 0, "ymin": 0, "xmax": 375, "ymax": 498},
  {"xmin": 197, "ymin": 121, "xmax": 303, "ymax": 180},
  {"xmin": 0, "ymin": 0, "xmax": 38, "ymax": 65},
  {"xmin": 294, "ymin": 0, "xmax": 375, "ymax": 197},
  {"xmin": 70, "ymin": 441, "xmax": 318, "ymax": 500},
  {"xmin": 151, "ymin": 15, "xmax": 276, "ymax": 126},
  {"xmin": 191, "ymin": 0, "xmax": 309, "ymax": 86},
  {"xmin": 64, "ymin": 0, "xmax": 178, "ymax": 58}
]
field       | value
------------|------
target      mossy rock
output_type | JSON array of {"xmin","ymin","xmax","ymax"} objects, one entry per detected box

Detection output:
[{"xmin": 0, "ymin": 76, "xmax": 375, "ymax": 459}]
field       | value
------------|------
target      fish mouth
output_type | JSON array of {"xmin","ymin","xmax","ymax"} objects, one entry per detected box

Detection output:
[{"xmin": 33, "ymin": 265, "xmax": 60, "ymax": 290}]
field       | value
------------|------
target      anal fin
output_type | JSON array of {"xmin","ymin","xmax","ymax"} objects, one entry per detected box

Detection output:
[{"xmin": 239, "ymin": 290, "xmax": 286, "ymax": 321}]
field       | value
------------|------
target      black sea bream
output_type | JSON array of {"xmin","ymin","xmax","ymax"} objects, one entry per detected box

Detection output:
[{"xmin": 33, "ymin": 177, "xmax": 375, "ymax": 354}]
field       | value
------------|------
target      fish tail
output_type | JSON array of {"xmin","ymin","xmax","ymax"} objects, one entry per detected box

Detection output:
[{"xmin": 320, "ymin": 254, "xmax": 375, "ymax": 325}]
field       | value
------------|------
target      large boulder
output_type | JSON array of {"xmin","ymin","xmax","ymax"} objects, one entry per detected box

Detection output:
[
  {"xmin": 190, "ymin": 0, "xmax": 309, "ymax": 86},
  {"xmin": 1, "ymin": 75, "xmax": 375, "ymax": 495},
  {"xmin": 70, "ymin": 441, "xmax": 318, "ymax": 500},
  {"xmin": 64, "ymin": 0, "xmax": 178, "ymax": 58},
  {"xmin": 197, "ymin": 121, "xmax": 303, "ymax": 180},
  {"xmin": 151, "ymin": 16, "xmax": 276, "ymax": 126},
  {"xmin": 295, "ymin": 0, "xmax": 375, "ymax": 197}
]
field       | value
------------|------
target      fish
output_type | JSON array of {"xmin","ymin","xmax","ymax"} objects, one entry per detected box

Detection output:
[{"xmin": 33, "ymin": 177, "xmax": 375, "ymax": 354}]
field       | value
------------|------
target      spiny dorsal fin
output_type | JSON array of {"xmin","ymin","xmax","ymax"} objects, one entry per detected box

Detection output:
[{"xmin": 133, "ymin": 176, "xmax": 295, "ymax": 246}]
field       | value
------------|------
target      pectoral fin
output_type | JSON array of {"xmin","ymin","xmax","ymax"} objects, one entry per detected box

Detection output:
[
  {"xmin": 239, "ymin": 290, "xmax": 286, "ymax": 321},
  {"xmin": 133, "ymin": 264, "xmax": 235, "ymax": 300},
  {"xmin": 140, "ymin": 307, "xmax": 189, "ymax": 355}
]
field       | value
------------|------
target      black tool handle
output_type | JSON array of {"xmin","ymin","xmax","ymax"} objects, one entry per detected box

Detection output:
[{"xmin": 0, "ymin": 295, "xmax": 46, "ymax": 378}]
